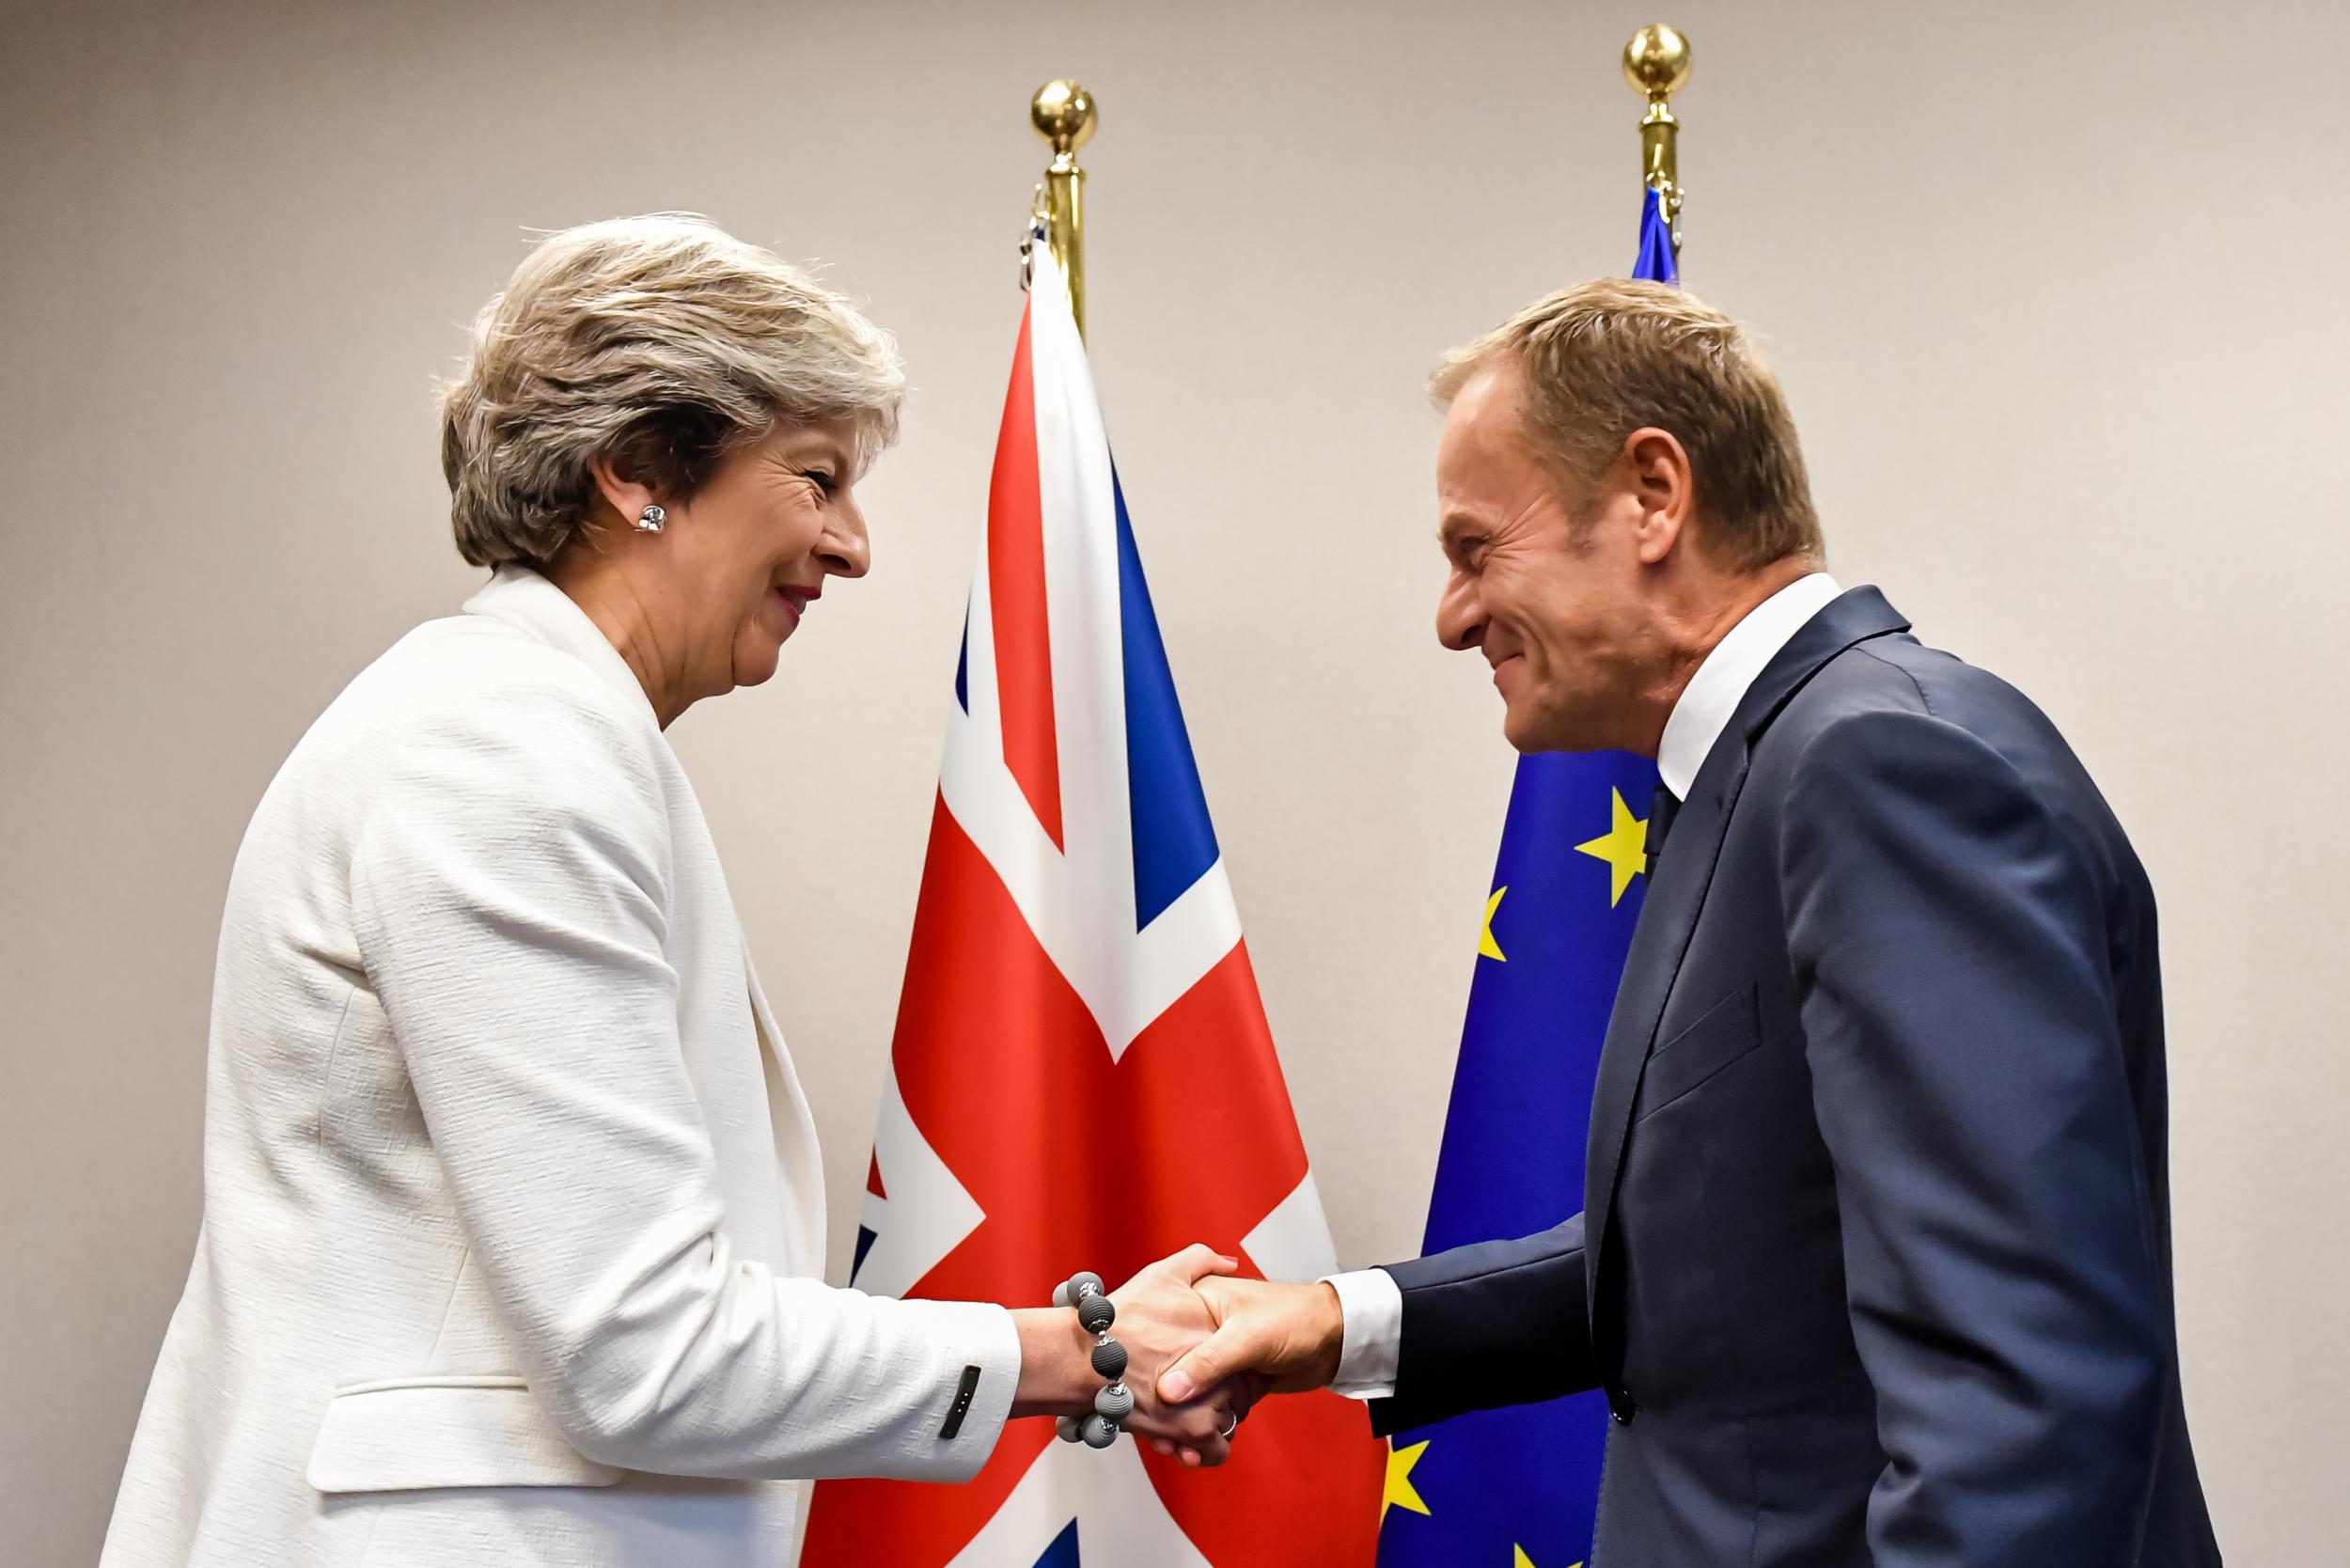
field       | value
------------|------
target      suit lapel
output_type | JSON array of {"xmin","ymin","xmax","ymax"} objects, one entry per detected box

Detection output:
[
  {"xmin": 1581, "ymin": 745, "xmax": 1749, "ymax": 1326},
  {"xmin": 1581, "ymin": 587, "xmax": 1912, "ymax": 1332}
]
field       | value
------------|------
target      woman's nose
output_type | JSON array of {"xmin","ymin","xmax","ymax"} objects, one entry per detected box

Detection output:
[{"xmin": 821, "ymin": 502, "xmax": 871, "ymax": 579}]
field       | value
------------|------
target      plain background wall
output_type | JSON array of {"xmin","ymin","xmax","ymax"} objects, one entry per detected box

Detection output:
[{"xmin": 5, "ymin": 0, "xmax": 2344, "ymax": 1560}]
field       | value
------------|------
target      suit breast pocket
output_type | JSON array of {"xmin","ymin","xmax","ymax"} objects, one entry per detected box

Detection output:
[{"xmin": 1636, "ymin": 981, "xmax": 1763, "ymax": 1121}]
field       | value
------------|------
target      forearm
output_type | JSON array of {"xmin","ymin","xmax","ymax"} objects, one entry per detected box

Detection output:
[
  {"xmin": 509, "ymin": 1251, "xmax": 1022, "ymax": 1482},
  {"xmin": 1373, "ymin": 1217, "xmax": 1595, "ymax": 1434}
]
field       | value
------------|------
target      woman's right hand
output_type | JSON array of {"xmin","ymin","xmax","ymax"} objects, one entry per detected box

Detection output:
[
  {"xmin": 1109, "ymin": 1245, "xmax": 1268, "ymax": 1467},
  {"xmin": 1010, "ymin": 1244, "xmax": 1261, "ymax": 1466}
]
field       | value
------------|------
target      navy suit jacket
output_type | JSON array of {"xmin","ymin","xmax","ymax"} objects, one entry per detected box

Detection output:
[{"xmin": 1371, "ymin": 588, "xmax": 2218, "ymax": 1566}]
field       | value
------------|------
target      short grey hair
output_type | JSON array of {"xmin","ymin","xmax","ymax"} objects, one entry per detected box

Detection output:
[
  {"xmin": 438, "ymin": 213, "xmax": 905, "ymax": 568},
  {"xmin": 1432, "ymin": 278, "xmax": 1823, "ymax": 572}
]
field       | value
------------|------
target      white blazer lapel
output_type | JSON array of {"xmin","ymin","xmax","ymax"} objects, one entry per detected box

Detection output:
[{"xmin": 745, "ymin": 954, "xmax": 827, "ymax": 1273}]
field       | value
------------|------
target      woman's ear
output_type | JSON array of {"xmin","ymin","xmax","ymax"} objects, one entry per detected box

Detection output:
[{"xmin": 588, "ymin": 451, "xmax": 657, "ymax": 531}]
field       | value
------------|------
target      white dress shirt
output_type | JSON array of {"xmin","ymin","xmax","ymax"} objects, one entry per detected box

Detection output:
[{"xmin": 1324, "ymin": 572, "xmax": 1843, "ymax": 1399}]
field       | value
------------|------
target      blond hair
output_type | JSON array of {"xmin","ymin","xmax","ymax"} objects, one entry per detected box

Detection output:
[
  {"xmin": 438, "ymin": 213, "xmax": 905, "ymax": 568},
  {"xmin": 1432, "ymin": 279, "xmax": 1823, "ymax": 570}
]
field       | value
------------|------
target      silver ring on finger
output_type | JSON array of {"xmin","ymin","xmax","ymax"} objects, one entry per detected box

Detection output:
[{"xmin": 1218, "ymin": 1409, "xmax": 1239, "ymax": 1440}]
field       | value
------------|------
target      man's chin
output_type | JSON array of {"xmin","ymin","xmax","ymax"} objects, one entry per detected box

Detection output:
[
  {"xmin": 1499, "ymin": 708, "xmax": 1553, "ymax": 756},
  {"xmin": 1501, "ymin": 700, "xmax": 1585, "ymax": 756}
]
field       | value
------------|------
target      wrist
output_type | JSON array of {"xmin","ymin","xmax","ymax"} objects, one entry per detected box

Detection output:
[
  {"xmin": 1307, "ymin": 1280, "xmax": 1345, "ymax": 1388},
  {"xmin": 1009, "ymin": 1306, "xmax": 1097, "ymax": 1419}
]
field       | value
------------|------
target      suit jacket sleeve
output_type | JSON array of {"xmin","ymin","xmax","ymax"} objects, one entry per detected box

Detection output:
[
  {"xmin": 350, "ymin": 675, "xmax": 1019, "ymax": 1482},
  {"xmin": 1365, "ymin": 1215, "xmax": 1596, "ymax": 1436},
  {"xmin": 1781, "ymin": 707, "xmax": 2166, "ymax": 1564}
]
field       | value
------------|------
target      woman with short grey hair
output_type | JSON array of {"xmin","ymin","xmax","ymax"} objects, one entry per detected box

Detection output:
[{"xmin": 101, "ymin": 214, "xmax": 1246, "ymax": 1568}]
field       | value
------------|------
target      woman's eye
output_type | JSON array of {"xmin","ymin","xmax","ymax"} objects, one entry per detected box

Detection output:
[{"xmin": 803, "ymin": 469, "xmax": 837, "ymax": 496}]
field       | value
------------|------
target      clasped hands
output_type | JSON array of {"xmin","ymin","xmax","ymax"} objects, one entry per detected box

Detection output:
[{"xmin": 1011, "ymin": 1245, "xmax": 1345, "ymax": 1467}]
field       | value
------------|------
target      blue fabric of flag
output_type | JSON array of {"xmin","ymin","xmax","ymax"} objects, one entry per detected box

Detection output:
[
  {"xmin": 1634, "ymin": 184, "xmax": 1679, "ymax": 287},
  {"xmin": 954, "ymin": 610, "xmax": 970, "ymax": 714},
  {"xmin": 1114, "ymin": 467, "xmax": 1221, "ymax": 930},
  {"xmin": 947, "ymin": 467, "xmax": 1217, "ymax": 930},
  {"xmin": 1375, "ymin": 185, "xmax": 1678, "ymax": 1568},
  {"xmin": 1030, "ymin": 1520, "xmax": 1081, "ymax": 1568}
]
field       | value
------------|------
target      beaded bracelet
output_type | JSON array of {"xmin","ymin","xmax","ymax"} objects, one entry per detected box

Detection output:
[{"xmin": 1049, "ymin": 1271, "xmax": 1133, "ymax": 1450}]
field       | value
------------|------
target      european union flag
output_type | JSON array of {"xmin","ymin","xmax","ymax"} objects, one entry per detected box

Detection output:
[
  {"xmin": 1634, "ymin": 184, "xmax": 1680, "ymax": 287},
  {"xmin": 1376, "ymin": 185, "xmax": 1677, "ymax": 1568}
]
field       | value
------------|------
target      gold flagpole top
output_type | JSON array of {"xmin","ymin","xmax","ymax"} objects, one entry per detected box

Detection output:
[
  {"xmin": 1029, "ymin": 79, "xmax": 1096, "ymax": 338},
  {"xmin": 1623, "ymin": 24, "xmax": 1691, "ymax": 252}
]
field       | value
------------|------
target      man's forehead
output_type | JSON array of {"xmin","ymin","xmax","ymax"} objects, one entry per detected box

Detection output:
[
  {"xmin": 1439, "ymin": 363, "xmax": 1541, "ymax": 486},
  {"xmin": 1441, "ymin": 362, "xmax": 1532, "ymax": 463},
  {"xmin": 1449, "ymin": 359, "xmax": 1524, "ymax": 423}
]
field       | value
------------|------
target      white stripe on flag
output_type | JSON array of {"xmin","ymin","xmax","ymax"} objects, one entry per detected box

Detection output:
[
  {"xmin": 934, "ymin": 251, "xmax": 1244, "ymax": 1058},
  {"xmin": 851, "ymin": 1065, "xmax": 983, "ymax": 1300}
]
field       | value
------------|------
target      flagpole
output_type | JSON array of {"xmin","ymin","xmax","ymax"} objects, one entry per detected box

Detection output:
[
  {"xmin": 1029, "ymin": 78, "xmax": 1096, "ymax": 340},
  {"xmin": 1623, "ymin": 24, "xmax": 1693, "ymax": 256}
]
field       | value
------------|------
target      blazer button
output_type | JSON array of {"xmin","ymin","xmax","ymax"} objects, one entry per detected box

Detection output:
[{"xmin": 1609, "ymin": 1388, "xmax": 1637, "ymax": 1424}]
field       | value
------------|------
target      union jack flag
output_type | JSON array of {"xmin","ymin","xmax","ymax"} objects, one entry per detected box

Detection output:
[{"xmin": 799, "ymin": 247, "xmax": 1383, "ymax": 1564}]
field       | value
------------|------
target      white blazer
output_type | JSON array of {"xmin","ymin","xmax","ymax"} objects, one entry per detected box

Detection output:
[{"xmin": 102, "ymin": 567, "xmax": 1020, "ymax": 1567}]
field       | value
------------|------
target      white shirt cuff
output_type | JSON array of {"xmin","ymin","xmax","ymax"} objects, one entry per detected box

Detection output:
[{"xmin": 1321, "ymin": 1267, "xmax": 1402, "ymax": 1401}]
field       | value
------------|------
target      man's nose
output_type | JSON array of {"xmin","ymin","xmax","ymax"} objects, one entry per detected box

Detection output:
[{"xmin": 1436, "ymin": 577, "xmax": 1483, "ymax": 652}]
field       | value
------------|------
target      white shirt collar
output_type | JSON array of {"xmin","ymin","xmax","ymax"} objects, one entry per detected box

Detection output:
[{"xmin": 1655, "ymin": 572, "xmax": 1842, "ymax": 800}]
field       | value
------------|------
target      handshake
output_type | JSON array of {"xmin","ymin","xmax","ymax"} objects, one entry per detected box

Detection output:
[{"xmin": 1009, "ymin": 1244, "xmax": 1347, "ymax": 1467}]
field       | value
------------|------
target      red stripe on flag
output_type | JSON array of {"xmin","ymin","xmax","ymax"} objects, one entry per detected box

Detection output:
[
  {"xmin": 986, "ymin": 299, "xmax": 1064, "ymax": 850},
  {"xmin": 800, "ymin": 797, "xmax": 1382, "ymax": 1564}
]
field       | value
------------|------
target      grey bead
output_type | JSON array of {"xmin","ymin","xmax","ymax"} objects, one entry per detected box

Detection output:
[
  {"xmin": 1094, "ymin": 1384, "xmax": 1135, "ymax": 1422},
  {"xmin": 1090, "ymin": 1340, "xmax": 1129, "ymax": 1381},
  {"xmin": 1067, "ymin": 1271, "xmax": 1105, "ymax": 1300},
  {"xmin": 1079, "ymin": 1413, "xmax": 1118, "ymax": 1449},
  {"xmin": 1051, "ymin": 1281, "xmax": 1071, "ymax": 1308},
  {"xmin": 1055, "ymin": 1416, "xmax": 1083, "ymax": 1444},
  {"xmin": 1076, "ymin": 1294, "xmax": 1116, "ymax": 1334}
]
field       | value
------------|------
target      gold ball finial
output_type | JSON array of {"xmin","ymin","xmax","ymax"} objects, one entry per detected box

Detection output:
[
  {"xmin": 1622, "ymin": 24, "xmax": 1692, "ymax": 102},
  {"xmin": 1030, "ymin": 79, "xmax": 1097, "ymax": 157}
]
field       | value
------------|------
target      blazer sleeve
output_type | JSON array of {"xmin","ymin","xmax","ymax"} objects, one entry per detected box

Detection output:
[
  {"xmin": 349, "ymin": 674, "xmax": 1019, "ymax": 1483},
  {"xmin": 1366, "ymin": 1215, "xmax": 1595, "ymax": 1435},
  {"xmin": 1780, "ymin": 707, "xmax": 2166, "ymax": 1564}
]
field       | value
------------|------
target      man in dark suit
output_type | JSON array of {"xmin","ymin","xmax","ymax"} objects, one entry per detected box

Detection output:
[{"xmin": 1155, "ymin": 281, "xmax": 2219, "ymax": 1564}]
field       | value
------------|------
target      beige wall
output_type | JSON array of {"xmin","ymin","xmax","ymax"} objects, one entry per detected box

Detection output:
[{"xmin": 5, "ymin": 0, "xmax": 2344, "ymax": 1560}]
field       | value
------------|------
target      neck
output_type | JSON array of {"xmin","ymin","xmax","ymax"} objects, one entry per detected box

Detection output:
[
  {"xmin": 542, "ymin": 550, "xmax": 696, "ymax": 729},
  {"xmin": 1633, "ymin": 554, "xmax": 1819, "ymax": 755}
]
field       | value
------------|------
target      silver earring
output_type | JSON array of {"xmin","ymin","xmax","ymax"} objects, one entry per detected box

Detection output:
[{"xmin": 634, "ymin": 503, "xmax": 666, "ymax": 534}]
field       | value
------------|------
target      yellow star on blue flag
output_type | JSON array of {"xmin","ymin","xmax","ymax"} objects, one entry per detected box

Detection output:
[
  {"xmin": 1479, "ymin": 888, "xmax": 1508, "ymax": 961},
  {"xmin": 1384, "ymin": 1439, "xmax": 1432, "ymax": 1523},
  {"xmin": 1574, "ymin": 789, "xmax": 1649, "ymax": 907}
]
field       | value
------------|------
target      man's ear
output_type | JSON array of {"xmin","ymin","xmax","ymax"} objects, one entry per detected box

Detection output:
[{"xmin": 1623, "ymin": 427, "xmax": 1694, "ymax": 566}]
